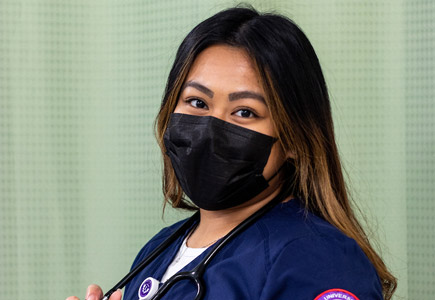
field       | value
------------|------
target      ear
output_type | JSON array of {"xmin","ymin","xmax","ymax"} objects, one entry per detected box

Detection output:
[{"xmin": 285, "ymin": 150, "xmax": 296, "ymax": 159}]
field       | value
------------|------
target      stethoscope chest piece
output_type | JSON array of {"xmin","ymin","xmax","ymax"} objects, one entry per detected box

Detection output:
[{"xmin": 138, "ymin": 277, "xmax": 160, "ymax": 300}]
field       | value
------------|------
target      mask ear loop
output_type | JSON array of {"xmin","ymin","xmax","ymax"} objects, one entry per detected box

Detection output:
[
  {"xmin": 265, "ymin": 159, "xmax": 298, "ymax": 200},
  {"xmin": 263, "ymin": 136, "xmax": 290, "ymax": 184},
  {"xmin": 265, "ymin": 163, "xmax": 286, "ymax": 183}
]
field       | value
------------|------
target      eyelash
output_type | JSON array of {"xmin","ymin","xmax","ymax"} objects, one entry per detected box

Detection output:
[
  {"xmin": 184, "ymin": 98, "xmax": 259, "ymax": 118},
  {"xmin": 234, "ymin": 107, "xmax": 258, "ymax": 118},
  {"xmin": 185, "ymin": 98, "xmax": 208, "ymax": 109}
]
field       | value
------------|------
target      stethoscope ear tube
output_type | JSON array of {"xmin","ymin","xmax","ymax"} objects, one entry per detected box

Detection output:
[
  {"xmin": 101, "ymin": 187, "xmax": 289, "ymax": 300},
  {"xmin": 149, "ymin": 189, "xmax": 289, "ymax": 300},
  {"xmin": 194, "ymin": 189, "xmax": 288, "ymax": 276},
  {"xmin": 101, "ymin": 211, "xmax": 200, "ymax": 300},
  {"xmin": 149, "ymin": 270, "xmax": 205, "ymax": 300}
]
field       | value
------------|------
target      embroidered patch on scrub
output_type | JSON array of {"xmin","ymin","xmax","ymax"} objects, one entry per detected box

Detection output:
[{"xmin": 314, "ymin": 289, "xmax": 360, "ymax": 300}]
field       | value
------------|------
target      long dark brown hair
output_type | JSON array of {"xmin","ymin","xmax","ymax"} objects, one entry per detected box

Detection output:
[{"xmin": 155, "ymin": 6, "xmax": 396, "ymax": 299}]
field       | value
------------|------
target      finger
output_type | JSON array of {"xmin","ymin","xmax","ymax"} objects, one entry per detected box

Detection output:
[
  {"xmin": 65, "ymin": 297, "xmax": 80, "ymax": 300},
  {"xmin": 86, "ymin": 284, "xmax": 104, "ymax": 300},
  {"xmin": 109, "ymin": 289, "xmax": 122, "ymax": 300}
]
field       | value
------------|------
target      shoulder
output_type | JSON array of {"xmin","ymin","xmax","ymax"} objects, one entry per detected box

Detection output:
[
  {"xmin": 256, "ymin": 199, "xmax": 357, "ymax": 256},
  {"xmin": 256, "ymin": 199, "xmax": 383, "ymax": 299}
]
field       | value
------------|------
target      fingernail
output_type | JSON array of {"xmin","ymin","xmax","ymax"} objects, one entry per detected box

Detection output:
[{"xmin": 85, "ymin": 288, "xmax": 97, "ymax": 300}]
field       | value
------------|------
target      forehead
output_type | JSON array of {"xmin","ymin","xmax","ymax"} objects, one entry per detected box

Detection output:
[
  {"xmin": 185, "ymin": 45, "xmax": 263, "ymax": 93},
  {"xmin": 191, "ymin": 44, "xmax": 253, "ymax": 67}
]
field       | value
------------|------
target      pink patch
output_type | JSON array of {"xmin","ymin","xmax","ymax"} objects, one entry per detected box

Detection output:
[{"xmin": 314, "ymin": 288, "xmax": 360, "ymax": 300}]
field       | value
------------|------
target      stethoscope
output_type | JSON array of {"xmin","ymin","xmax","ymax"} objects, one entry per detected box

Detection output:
[{"xmin": 102, "ymin": 190, "xmax": 288, "ymax": 300}]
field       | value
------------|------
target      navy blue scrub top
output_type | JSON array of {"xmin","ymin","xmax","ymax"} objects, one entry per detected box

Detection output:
[{"xmin": 123, "ymin": 199, "xmax": 383, "ymax": 300}]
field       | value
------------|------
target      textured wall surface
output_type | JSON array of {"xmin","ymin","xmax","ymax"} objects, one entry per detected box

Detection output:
[
  {"xmin": 405, "ymin": 1, "xmax": 435, "ymax": 298},
  {"xmin": 1, "ymin": 1, "xmax": 433, "ymax": 299}
]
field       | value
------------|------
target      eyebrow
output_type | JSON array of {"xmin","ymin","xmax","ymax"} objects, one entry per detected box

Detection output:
[
  {"xmin": 182, "ymin": 80, "xmax": 266, "ymax": 104},
  {"xmin": 229, "ymin": 91, "xmax": 266, "ymax": 104},
  {"xmin": 183, "ymin": 81, "xmax": 214, "ymax": 98}
]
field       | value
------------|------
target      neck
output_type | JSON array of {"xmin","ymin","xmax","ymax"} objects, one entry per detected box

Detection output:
[{"xmin": 186, "ymin": 184, "xmax": 292, "ymax": 248}]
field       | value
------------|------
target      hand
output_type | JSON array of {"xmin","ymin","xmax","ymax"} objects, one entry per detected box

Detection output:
[{"xmin": 66, "ymin": 284, "xmax": 122, "ymax": 300}]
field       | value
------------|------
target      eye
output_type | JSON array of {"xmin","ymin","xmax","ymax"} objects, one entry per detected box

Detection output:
[
  {"xmin": 234, "ymin": 109, "xmax": 257, "ymax": 118},
  {"xmin": 188, "ymin": 99, "xmax": 207, "ymax": 109}
]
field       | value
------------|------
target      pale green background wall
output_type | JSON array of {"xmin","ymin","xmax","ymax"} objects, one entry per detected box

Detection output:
[{"xmin": 0, "ymin": 1, "xmax": 433, "ymax": 299}]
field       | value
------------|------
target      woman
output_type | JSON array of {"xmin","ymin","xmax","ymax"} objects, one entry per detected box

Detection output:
[{"xmin": 68, "ymin": 6, "xmax": 396, "ymax": 300}]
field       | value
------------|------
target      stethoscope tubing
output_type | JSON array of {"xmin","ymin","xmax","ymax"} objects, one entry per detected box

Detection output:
[
  {"xmin": 150, "ymin": 270, "xmax": 205, "ymax": 300},
  {"xmin": 102, "ymin": 190, "xmax": 287, "ymax": 300},
  {"xmin": 150, "ymin": 190, "xmax": 287, "ymax": 300},
  {"xmin": 101, "ymin": 211, "xmax": 200, "ymax": 300}
]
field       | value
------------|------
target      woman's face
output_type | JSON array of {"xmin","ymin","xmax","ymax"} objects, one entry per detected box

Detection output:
[{"xmin": 174, "ymin": 44, "xmax": 286, "ymax": 181}]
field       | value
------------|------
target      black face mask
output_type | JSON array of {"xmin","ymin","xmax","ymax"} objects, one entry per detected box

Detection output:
[{"xmin": 163, "ymin": 113, "xmax": 277, "ymax": 211}]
